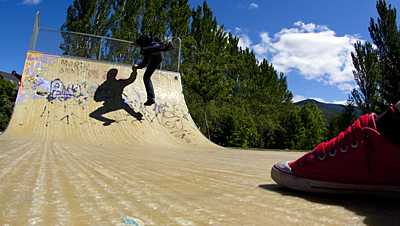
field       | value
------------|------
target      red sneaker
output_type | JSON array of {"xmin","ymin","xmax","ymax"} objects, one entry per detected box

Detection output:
[{"xmin": 271, "ymin": 113, "xmax": 400, "ymax": 196}]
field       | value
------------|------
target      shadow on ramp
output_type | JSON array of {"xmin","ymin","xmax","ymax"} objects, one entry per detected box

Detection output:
[
  {"xmin": 89, "ymin": 68, "xmax": 143, "ymax": 126},
  {"xmin": 259, "ymin": 184, "xmax": 400, "ymax": 226}
]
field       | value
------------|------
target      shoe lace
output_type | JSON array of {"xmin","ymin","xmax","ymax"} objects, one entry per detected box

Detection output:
[{"xmin": 306, "ymin": 115, "xmax": 371, "ymax": 168}]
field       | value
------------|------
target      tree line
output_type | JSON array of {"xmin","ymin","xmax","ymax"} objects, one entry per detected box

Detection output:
[{"xmin": 1, "ymin": 0, "xmax": 398, "ymax": 151}]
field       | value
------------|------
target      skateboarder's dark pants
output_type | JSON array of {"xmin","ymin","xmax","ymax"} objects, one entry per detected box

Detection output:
[{"xmin": 143, "ymin": 52, "xmax": 163, "ymax": 100}]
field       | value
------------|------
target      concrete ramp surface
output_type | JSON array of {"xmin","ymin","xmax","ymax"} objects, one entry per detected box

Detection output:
[
  {"xmin": 0, "ymin": 52, "xmax": 399, "ymax": 225},
  {"xmin": 7, "ymin": 52, "xmax": 214, "ymax": 148}
]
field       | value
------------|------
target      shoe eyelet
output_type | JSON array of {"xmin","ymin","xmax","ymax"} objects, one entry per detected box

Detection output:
[
  {"xmin": 308, "ymin": 154, "xmax": 315, "ymax": 163},
  {"xmin": 340, "ymin": 145, "xmax": 348, "ymax": 152},
  {"xmin": 329, "ymin": 149, "xmax": 337, "ymax": 156},
  {"xmin": 318, "ymin": 152, "xmax": 326, "ymax": 160},
  {"xmin": 351, "ymin": 140, "xmax": 358, "ymax": 148}
]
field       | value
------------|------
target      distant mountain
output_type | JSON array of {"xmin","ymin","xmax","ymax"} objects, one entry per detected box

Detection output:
[{"xmin": 296, "ymin": 99, "xmax": 347, "ymax": 121}]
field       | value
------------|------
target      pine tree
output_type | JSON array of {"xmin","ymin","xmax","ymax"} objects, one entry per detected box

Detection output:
[
  {"xmin": 61, "ymin": 0, "xmax": 113, "ymax": 35},
  {"xmin": 60, "ymin": 0, "xmax": 114, "ymax": 59},
  {"xmin": 350, "ymin": 41, "xmax": 382, "ymax": 114},
  {"xmin": 273, "ymin": 104, "xmax": 306, "ymax": 150},
  {"xmin": 369, "ymin": 0, "xmax": 400, "ymax": 107},
  {"xmin": 326, "ymin": 101, "xmax": 359, "ymax": 141},
  {"xmin": 168, "ymin": 0, "xmax": 191, "ymax": 38},
  {"xmin": 298, "ymin": 102, "xmax": 327, "ymax": 150},
  {"xmin": 140, "ymin": 0, "xmax": 168, "ymax": 36},
  {"xmin": 182, "ymin": 1, "xmax": 232, "ymax": 139}
]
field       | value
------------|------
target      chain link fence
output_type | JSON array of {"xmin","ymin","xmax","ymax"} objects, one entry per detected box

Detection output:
[{"xmin": 29, "ymin": 13, "xmax": 181, "ymax": 72}]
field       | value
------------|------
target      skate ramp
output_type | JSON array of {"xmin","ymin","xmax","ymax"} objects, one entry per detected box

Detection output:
[
  {"xmin": 4, "ymin": 51, "xmax": 216, "ymax": 148},
  {"xmin": 0, "ymin": 52, "xmax": 399, "ymax": 225}
]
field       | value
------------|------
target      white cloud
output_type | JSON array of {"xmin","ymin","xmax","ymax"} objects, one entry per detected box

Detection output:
[
  {"xmin": 311, "ymin": 97, "xmax": 327, "ymax": 103},
  {"xmin": 293, "ymin": 95, "xmax": 349, "ymax": 105},
  {"xmin": 332, "ymin": 100, "xmax": 348, "ymax": 105},
  {"xmin": 251, "ymin": 21, "xmax": 361, "ymax": 93},
  {"xmin": 234, "ymin": 27, "xmax": 253, "ymax": 50},
  {"xmin": 22, "ymin": 0, "xmax": 42, "ymax": 5},
  {"xmin": 337, "ymin": 82, "xmax": 356, "ymax": 92},
  {"xmin": 293, "ymin": 95, "xmax": 306, "ymax": 103},
  {"xmin": 249, "ymin": 3, "xmax": 259, "ymax": 10}
]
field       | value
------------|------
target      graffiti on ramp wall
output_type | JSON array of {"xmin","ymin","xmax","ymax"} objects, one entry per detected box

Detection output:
[{"xmin": 15, "ymin": 52, "xmax": 201, "ymax": 144}]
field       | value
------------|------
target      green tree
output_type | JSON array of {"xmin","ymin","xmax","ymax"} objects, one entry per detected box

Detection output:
[
  {"xmin": 273, "ymin": 105, "xmax": 305, "ymax": 150},
  {"xmin": 225, "ymin": 107, "xmax": 255, "ymax": 148},
  {"xmin": 369, "ymin": 0, "xmax": 400, "ymax": 107},
  {"xmin": 61, "ymin": 0, "xmax": 113, "ymax": 35},
  {"xmin": 213, "ymin": 44, "xmax": 293, "ymax": 149},
  {"xmin": 298, "ymin": 102, "xmax": 327, "ymax": 150},
  {"xmin": 110, "ymin": 0, "xmax": 141, "ymax": 41},
  {"xmin": 167, "ymin": 0, "xmax": 191, "ymax": 38},
  {"xmin": 140, "ymin": 0, "xmax": 168, "ymax": 36},
  {"xmin": 0, "ymin": 79, "xmax": 16, "ymax": 132},
  {"xmin": 60, "ymin": 0, "xmax": 114, "ymax": 59},
  {"xmin": 350, "ymin": 41, "xmax": 382, "ymax": 114},
  {"xmin": 162, "ymin": 0, "xmax": 191, "ymax": 71},
  {"xmin": 246, "ymin": 59, "xmax": 293, "ymax": 149},
  {"xmin": 238, "ymin": 50, "xmax": 273, "ymax": 148},
  {"xmin": 326, "ymin": 102, "xmax": 359, "ymax": 140},
  {"xmin": 208, "ymin": 101, "xmax": 256, "ymax": 147},
  {"xmin": 107, "ymin": 0, "xmax": 143, "ymax": 64},
  {"xmin": 182, "ymin": 1, "xmax": 232, "ymax": 139}
]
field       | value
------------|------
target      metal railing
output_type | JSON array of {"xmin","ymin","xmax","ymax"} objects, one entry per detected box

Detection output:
[{"xmin": 29, "ymin": 12, "xmax": 181, "ymax": 72}]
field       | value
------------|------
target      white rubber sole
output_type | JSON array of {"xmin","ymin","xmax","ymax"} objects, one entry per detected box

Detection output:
[{"xmin": 271, "ymin": 165, "xmax": 400, "ymax": 197}]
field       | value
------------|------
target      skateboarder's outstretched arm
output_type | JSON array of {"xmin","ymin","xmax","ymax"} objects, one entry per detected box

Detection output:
[
  {"xmin": 135, "ymin": 56, "xmax": 150, "ymax": 70},
  {"xmin": 119, "ymin": 67, "xmax": 137, "ymax": 87}
]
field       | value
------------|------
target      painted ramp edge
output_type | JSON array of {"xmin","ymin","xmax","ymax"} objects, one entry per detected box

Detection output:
[{"xmin": 4, "ymin": 51, "xmax": 219, "ymax": 148}]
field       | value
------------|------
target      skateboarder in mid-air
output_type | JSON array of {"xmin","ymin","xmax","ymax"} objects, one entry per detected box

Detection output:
[{"xmin": 132, "ymin": 35, "xmax": 174, "ymax": 106}]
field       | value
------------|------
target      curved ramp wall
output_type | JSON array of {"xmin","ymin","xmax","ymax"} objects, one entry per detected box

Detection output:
[{"xmin": 4, "ymin": 51, "xmax": 218, "ymax": 149}]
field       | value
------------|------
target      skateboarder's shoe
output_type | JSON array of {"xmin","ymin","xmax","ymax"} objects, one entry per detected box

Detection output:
[
  {"xmin": 165, "ymin": 41, "xmax": 174, "ymax": 51},
  {"xmin": 271, "ymin": 113, "xmax": 400, "ymax": 196},
  {"xmin": 103, "ymin": 119, "xmax": 116, "ymax": 126},
  {"xmin": 144, "ymin": 98, "xmax": 155, "ymax": 106}
]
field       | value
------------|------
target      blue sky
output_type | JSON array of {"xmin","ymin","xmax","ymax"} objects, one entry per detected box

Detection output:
[{"xmin": 1, "ymin": 0, "xmax": 399, "ymax": 104}]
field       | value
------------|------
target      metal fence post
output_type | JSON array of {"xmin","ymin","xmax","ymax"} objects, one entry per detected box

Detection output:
[
  {"xmin": 177, "ymin": 37, "xmax": 181, "ymax": 72},
  {"xmin": 29, "ymin": 11, "xmax": 40, "ymax": 51},
  {"xmin": 98, "ymin": 37, "xmax": 103, "ymax": 60}
]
